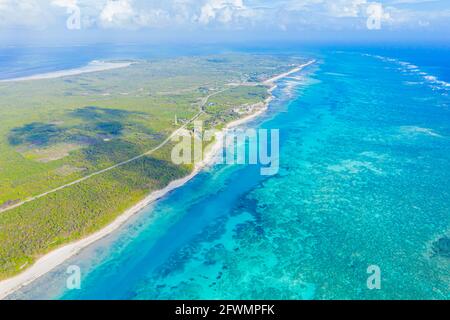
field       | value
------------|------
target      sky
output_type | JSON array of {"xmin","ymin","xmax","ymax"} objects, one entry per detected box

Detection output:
[{"xmin": 0, "ymin": 0, "xmax": 449, "ymax": 45}]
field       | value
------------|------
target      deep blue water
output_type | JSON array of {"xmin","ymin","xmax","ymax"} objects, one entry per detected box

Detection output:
[{"xmin": 6, "ymin": 45, "xmax": 450, "ymax": 300}]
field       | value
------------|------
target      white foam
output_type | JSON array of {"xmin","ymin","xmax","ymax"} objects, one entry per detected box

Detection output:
[
  {"xmin": 400, "ymin": 126, "xmax": 442, "ymax": 138},
  {"xmin": 424, "ymin": 75, "xmax": 438, "ymax": 82},
  {"xmin": 364, "ymin": 53, "xmax": 449, "ymax": 92}
]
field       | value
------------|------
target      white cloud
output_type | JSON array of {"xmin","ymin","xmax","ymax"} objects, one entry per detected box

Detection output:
[
  {"xmin": 95, "ymin": 0, "xmax": 178, "ymax": 29},
  {"xmin": 0, "ymin": 0, "xmax": 448, "ymax": 32},
  {"xmin": 198, "ymin": 0, "xmax": 254, "ymax": 24},
  {"xmin": 99, "ymin": 0, "xmax": 134, "ymax": 24},
  {"xmin": 0, "ymin": 0, "xmax": 52, "ymax": 29},
  {"xmin": 52, "ymin": 0, "xmax": 78, "ymax": 8},
  {"xmin": 327, "ymin": 0, "xmax": 367, "ymax": 18},
  {"xmin": 382, "ymin": 5, "xmax": 450, "ymax": 28}
]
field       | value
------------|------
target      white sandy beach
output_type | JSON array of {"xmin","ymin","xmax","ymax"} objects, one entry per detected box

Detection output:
[
  {"xmin": 0, "ymin": 61, "xmax": 314, "ymax": 299},
  {"xmin": 0, "ymin": 61, "xmax": 133, "ymax": 83},
  {"xmin": 264, "ymin": 60, "xmax": 316, "ymax": 85}
]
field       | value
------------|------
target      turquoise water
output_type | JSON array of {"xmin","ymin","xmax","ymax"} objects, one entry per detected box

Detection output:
[{"xmin": 11, "ymin": 48, "xmax": 450, "ymax": 300}]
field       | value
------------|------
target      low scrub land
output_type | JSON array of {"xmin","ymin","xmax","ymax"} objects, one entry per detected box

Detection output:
[{"xmin": 0, "ymin": 53, "xmax": 306, "ymax": 278}]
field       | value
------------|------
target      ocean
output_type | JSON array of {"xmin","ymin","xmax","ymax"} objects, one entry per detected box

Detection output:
[{"xmin": 6, "ymin": 45, "xmax": 450, "ymax": 300}]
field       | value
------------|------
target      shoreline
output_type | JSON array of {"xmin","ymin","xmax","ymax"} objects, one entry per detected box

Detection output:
[
  {"xmin": 0, "ymin": 60, "xmax": 134, "ymax": 83},
  {"xmin": 0, "ymin": 60, "xmax": 314, "ymax": 299},
  {"xmin": 263, "ymin": 60, "xmax": 316, "ymax": 85}
]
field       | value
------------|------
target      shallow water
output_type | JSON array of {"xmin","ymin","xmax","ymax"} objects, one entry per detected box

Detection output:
[{"xmin": 11, "ymin": 48, "xmax": 450, "ymax": 300}]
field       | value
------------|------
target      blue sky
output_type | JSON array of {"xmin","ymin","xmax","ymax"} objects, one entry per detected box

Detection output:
[{"xmin": 0, "ymin": 0, "xmax": 449, "ymax": 44}]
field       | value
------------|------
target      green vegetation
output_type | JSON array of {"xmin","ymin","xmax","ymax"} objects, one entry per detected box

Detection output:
[
  {"xmin": 0, "ymin": 53, "xmax": 307, "ymax": 278},
  {"xmin": 204, "ymin": 85, "xmax": 269, "ymax": 127}
]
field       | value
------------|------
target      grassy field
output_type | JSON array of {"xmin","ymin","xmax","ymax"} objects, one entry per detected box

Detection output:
[{"xmin": 0, "ymin": 53, "xmax": 306, "ymax": 278}]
